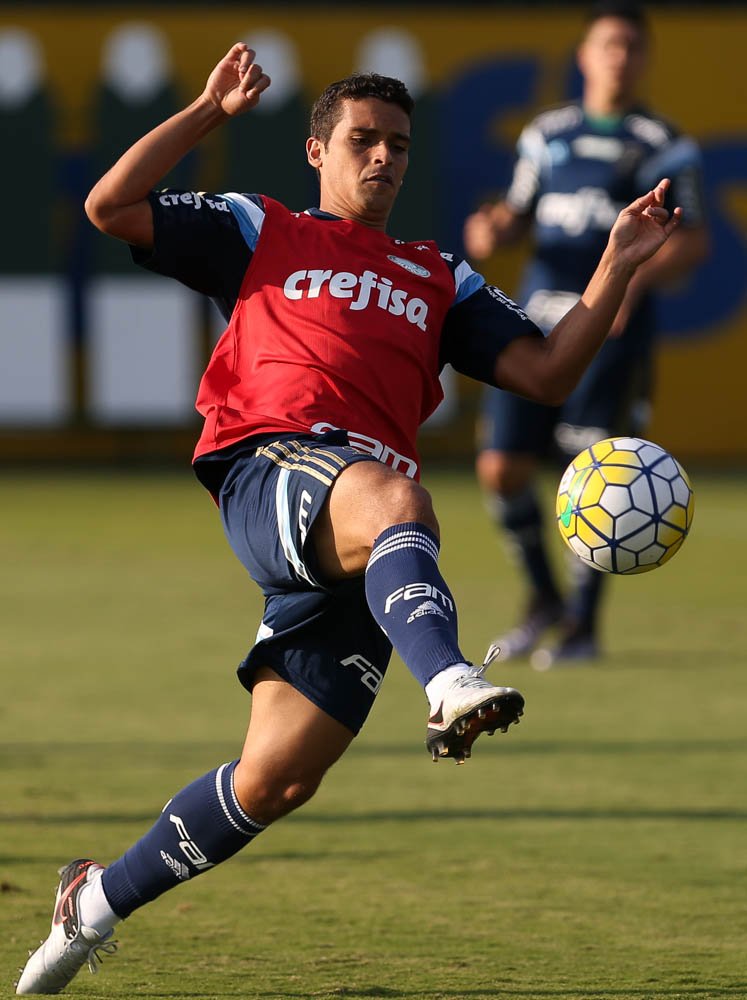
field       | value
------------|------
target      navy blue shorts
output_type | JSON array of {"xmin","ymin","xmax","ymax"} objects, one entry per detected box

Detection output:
[
  {"xmin": 219, "ymin": 432, "xmax": 393, "ymax": 734},
  {"xmin": 478, "ymin": 336, "xmax": 652, "ymax": 458}
]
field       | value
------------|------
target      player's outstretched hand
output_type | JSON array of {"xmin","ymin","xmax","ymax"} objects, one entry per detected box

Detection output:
[
  {"xmin": 463, "ymin": 204, "xmax": 498, "ymax": 261},
  {"xmin": 608, "ymin": 178, "xmax": 682, "ymax": 270},
  {"xmin": 202, "ymin": 43, "xmax": 271, "ymax": 116}
]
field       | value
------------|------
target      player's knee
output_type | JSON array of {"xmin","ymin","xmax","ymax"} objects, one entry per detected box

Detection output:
[
  {"xmin": 233, "ymin": 767, "xmax": 323, "ymax": 825},
  {"xmin": 380, "ymin": 477, "xmax": 439, "ymax": 538},
  {"xmin": 477, "ymin": 450, "xmax": 533, "ymax": 498}
]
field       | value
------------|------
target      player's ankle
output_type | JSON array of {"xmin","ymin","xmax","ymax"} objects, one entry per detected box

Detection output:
[
  {"xmin": 425, "ymin": 663, "xmax": 472, "ymax": 712},
  {"xmin": 78, "ymin": 869, "xmax": 120, "ymax": 937}
]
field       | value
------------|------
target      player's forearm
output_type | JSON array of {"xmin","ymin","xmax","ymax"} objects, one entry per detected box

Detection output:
[
  {"xmin": 492, "ymin": 250, "xmax": 635, "ymax": 404},
  {"xmin": 85, "ymin": 97, "xmax": 227, "ymax": 228},
  {"xmin": 491, "ymin": 203, "xmax": 531, "ymax": 246}
]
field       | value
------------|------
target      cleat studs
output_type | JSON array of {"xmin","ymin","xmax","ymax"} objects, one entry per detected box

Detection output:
[
  {"xmin": 478, "ymin": 708, "xmax": 486, "ymax": 719},
  {"xmin": 431, "ymin": 750, "xmax": 439, "ymax": 762},
  {"xmin": 487, "ymin": 729, "xmax": 495, "ymax": 736},
  {"xmin": 501, "ymin": 724, "xmax": 509, "ymax": 733}
]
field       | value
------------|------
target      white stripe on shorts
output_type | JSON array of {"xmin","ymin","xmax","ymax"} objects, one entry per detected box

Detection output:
[{"xmin": 275, "ymin": 468, "xmax": 317, "ymax": 585}]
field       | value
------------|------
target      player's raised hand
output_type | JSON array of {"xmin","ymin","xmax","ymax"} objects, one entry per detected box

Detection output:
[
  {"xmin": 202, "ymin": 43, "xmax": 271, "ymax": 116},
  {"xmin": 463, "ymin": 204, "xmax": 498, "ymax": 260},
  {"xmin": 608, "ymin": 178, "xmax": 682, "ymax": 269}
]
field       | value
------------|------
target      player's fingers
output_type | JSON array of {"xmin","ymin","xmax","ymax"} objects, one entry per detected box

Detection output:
[
  {"xmin": 642, "ymin": 206, "xmax": 669, "ymax": 220},
  {"xmin": 622, "ymin": 190, "xmax": 656, "ymax": 219},
  {"xmin": 237, "ymin": 48, "xmax": 256, "ymax": 75},
  {"xmin": 239, "ymin": 62, "xmax": 264, "ymax": 92},
  {"xmin": 649, "ymin": 179, "xmax": 668, "ymax": 210},
  {"xmin": 224, "ymin": 42, "xmax": 250, "ymax": 67},
  {"xmin": 663, "ymin": 206, "xmax": 683, "ymax": 236},
  {"xmin": 243, "ymin": 72, "xmax": 271, "ymax": 104},
  {"xmin": 248, "ymin": 73, "xmax": 271, "ymax": 98}
]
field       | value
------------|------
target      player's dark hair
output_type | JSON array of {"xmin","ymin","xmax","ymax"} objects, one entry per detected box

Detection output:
[
  {"xmin": 585, "ymin": 1, "xmax": 649, "ymax": 33},
  {"xmin": 310, "ymin": 74, "xmax": 414, "ymax": 147}
]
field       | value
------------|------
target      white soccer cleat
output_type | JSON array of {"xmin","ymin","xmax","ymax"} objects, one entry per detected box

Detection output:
[
  {"xmin": 15, "ymin": 859, "xmax": 117, "ymax": 995},
  {"xmin": 426, "ymin": 648, "xmax": 525, "ymax": 764}
]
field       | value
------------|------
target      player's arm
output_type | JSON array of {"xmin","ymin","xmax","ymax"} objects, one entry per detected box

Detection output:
[
  {"xmin": 463, "ymin": 201, "xmax": 532, "ymax": 260},
  {"xmin": 493, "ymin": 179, "xmax": 682, "ymax": 405},
  {"xmin": 84, "ymin": 43, "xmax": 270, "ymax": 249},
  {"xmin": 462, "ymin": 122, "xmax": 540, "ymax": 260}
]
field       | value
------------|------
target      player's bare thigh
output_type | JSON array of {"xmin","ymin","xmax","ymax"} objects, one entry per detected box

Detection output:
[
  {"xmin": 311, "ymin": 460, "xmax": 439, "ymax": 580},
  {"xmin": 234, "ymin": 666, "xmax": 355, "ymax": 825}
]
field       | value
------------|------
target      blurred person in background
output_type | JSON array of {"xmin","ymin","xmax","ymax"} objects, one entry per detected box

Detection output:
[
  {"xmin": 463, "ymin": 0, "xmax": 708, "ymax": 669},
  {"xmin": 17, "ymin": 37, "xmax": 682, "ymax": 995}
]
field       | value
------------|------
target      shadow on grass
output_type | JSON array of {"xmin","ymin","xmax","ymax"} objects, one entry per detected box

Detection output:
[
  {"xmin": 0, "ymin": 849, "xmax": 395, "ymax": 868},
  {"xmin": 3, "ymin": 738, "xmax": 747, "ymax": 762},
  {"xmin": 348, "ymin": 739, "xmax": 747, "ymax": 758},
  {"xmin": 2, "ymin": 804, "xmax": 747, "ymax": 829},
  {"xmin": 0, "ymin": 806, "xmax": 747, "ymax": 840},
  {"xmin": 132, "ymin": 985, "xmax": 747, "ymax": 999}
]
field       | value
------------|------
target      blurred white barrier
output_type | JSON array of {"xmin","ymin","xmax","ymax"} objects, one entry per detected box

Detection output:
[
  {"xmin": 87, "ymin": 276, "xmax": 199, "ymax": 424},
  {"xmin": 0, "ymin": 277, "xmax": 70, "ymax": 423}
]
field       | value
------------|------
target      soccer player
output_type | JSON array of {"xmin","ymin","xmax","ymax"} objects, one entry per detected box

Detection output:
[
  {"xmin": 463, "ymin": 0, "xmax": 708, "ymax": 668},
  {"xmin": 16, "ymin": 39, "xmax": 682, "ymax": 994}
]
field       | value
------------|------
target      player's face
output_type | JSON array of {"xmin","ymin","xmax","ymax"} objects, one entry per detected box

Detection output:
[
  {"xmin": 578, "ymin": 16, "xmax": 648, "ymax": 104},
  {"xmin": 307, "ymin": 97, "xmax": 410, "ymax": 229}
]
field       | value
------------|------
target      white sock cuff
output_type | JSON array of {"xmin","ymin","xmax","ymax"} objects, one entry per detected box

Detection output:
[{"xmin": 79, "ymin": 867, "xmax": 121, "ymax": 936}]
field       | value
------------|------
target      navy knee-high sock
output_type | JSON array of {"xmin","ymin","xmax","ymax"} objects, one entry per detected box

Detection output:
[
  {"xmin": 364, "ymin": 521, "xmax": 465, "ymax": 687},
  {"xmin": 489, "ymin": 487, "xmax": 561, "ymax": 603},
  {"xmin": 101, "ymin": 760, "xmax": 264, "ymax": 919},
  {"xmin": 566, "ymin": 555, "xmax": 606, "ymax": 635}
]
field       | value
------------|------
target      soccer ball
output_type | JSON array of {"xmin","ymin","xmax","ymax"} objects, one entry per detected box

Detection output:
[{"xmin": 556, "ymin": 436, "xmax": 694, "ymax": 574}]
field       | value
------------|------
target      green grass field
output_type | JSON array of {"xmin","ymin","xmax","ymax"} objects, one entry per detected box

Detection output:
[{"xmin": 2, "ymin": 467, "xmax": 746, "ymax": 1000}]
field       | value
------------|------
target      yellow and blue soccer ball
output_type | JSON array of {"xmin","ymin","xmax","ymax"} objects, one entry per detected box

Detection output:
[{"xmin": 556, "ymin": 436, "xmax": 695, "ymax": 574}]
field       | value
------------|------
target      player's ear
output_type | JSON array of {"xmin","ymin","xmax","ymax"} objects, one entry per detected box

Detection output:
[{"xmin": 306, "ymin": 136, "xmax": 323, "ymax": 170}]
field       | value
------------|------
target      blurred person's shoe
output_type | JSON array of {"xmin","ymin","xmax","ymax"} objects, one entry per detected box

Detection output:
[
  {"xmin": 493, "ymin": 593, "xmax": 564, "ymax": 660},
  {"xmin": 531, "ymin": 630, "xmax": 600, "ymax": 672}
]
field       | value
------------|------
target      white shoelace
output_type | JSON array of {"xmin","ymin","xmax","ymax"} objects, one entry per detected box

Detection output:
[
  {"xmin": 86, "ymin": 935, "xmax": 118, "ymax": 975},
  {"xmin": 477, "ymin": 642, "xmax": 501, "ymax": 674}
]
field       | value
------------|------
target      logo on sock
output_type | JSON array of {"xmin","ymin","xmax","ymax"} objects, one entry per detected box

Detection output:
[
  {"xmin": 406, "ymin": 600, "xmax": 449, "ymax": 624},
  {"xmin": 384, "ymin": 582, "xmax": 454, "ymax": 615},
  {"xmin": 160, "ymin": 851, "xmax": 191, "ymax": 881},
  {"xmin": 169, "ymin": 814, "xmax": 214, "ymax": 872}
]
